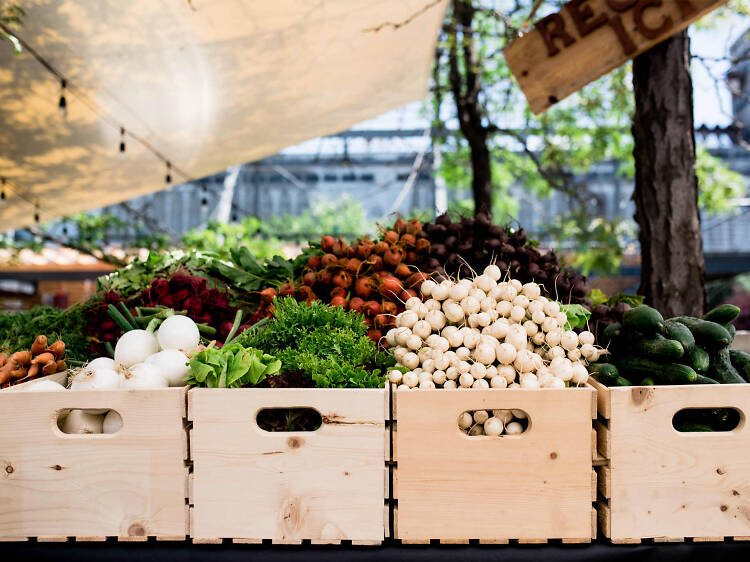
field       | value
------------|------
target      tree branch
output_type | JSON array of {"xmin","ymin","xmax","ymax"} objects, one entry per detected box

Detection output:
[{"xmin": 363, "ymin": 0, "xmax": 444, "ymax": 33}]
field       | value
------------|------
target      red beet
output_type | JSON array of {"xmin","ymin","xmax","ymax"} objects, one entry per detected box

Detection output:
[
  {"xmin": 367, "ymin": 328, "xmax": 382, "ymax": 342},
  {"xmin": 381, "ymin": 301, "xmax": 398, "ymax": 316},
  {"xmin": 364, "ymin": 300, "xmax": 381, "ymax": 318},
  {"xmin": 373, "ymin": 241, "xmax": 389, "ymax": 255},
  {"xmin": 321, "ymin": 235, "xmax": 336, "ymax": 253},
  {"xmin": 400, "ymin": 289, "xmax": 417, "ymax": 302},
  {"xmin": 394, "ymin": 263, "xmax": 411, "ymax": 279},
  {"xmin": 332, "ymin": 239, "xmax": 348, "ymax": 257},
  {"xmin": 330, "ymin": 296, "xmax": 347, "ymax": 308},
  {"xmin": 406, "ymin": 271, "xmax": 429, "ymax": 288},
  {"xmin": 302, "ymin": 272, "xmax": 317, "ymax": 286},
  {"xmin": 279, "ymin": 283, "xmax": 294, "ymax": 297},
  {"xmin": 393, "ymin": 218, "xmax": 407, "ymax": 234},
  {"xmin": 379, "ymin": 276, "xmax": 403, "ymax": 299},
  {"xmin": 307, "ymin": 255, "xmax": 321, "ymax": 270},
  {"xmin": 331, "ymin": 286, "xmax": 347, "ymax": 299},
  {"xmin": 332, "ymin": 271, "xmax": 351, "ymax": 289},
  {"xmin": 349, "ymin": 297, "xmax": 366, "ymax": 314},
  {"xmin": 260, "ymin": 287, "xmax": 278, "ymax": 302},
  {"xmin": 321, "ymin": 254, "xmax": 338, "ymax": 268},
  {"xmin": 369, "ymin": 255, "xmax": 384, "ymax": 271},
  {"xmin": 383, "ymin": 230, "xmax": 399, "ymax": 244},
  {"xmin": 400, "ymin": 233, "xmax": 415, "ymax": 248},
  {"xmin": 356, "ymin": 241, "xmax": 373, "ymax": 260},
  {"xmin": 384, "ymin": 248, "xmax": 403, "ymax": 268},
  {"xmin": 355, "ymin": 276, "xmax": 374, "ymax": 298},
  {"xmin": 346, "ymin": 258, "xmax": 362, "ymax": 275}
]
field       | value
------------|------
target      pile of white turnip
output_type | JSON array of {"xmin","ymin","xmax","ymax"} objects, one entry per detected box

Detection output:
[
  {"xmin": 459, "ymin": 409, "xmax": 528, "ymax": 436},
  {"xmin": 386, "ymin": 266, "xmax": 603, "ymax": 391},
  {"xmin": 21, "ymin": 315, "xmax": 199, "ymax": 434}
]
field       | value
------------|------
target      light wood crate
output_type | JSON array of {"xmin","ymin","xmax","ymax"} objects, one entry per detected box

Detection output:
[
  {"xmin": 188, "ymin": 388, "xmax": 389, "ymax": 544},
  {"xmin": 0, "ymin": 374, "xmax": 189, "ymax": 542},
  {"xmin": 592, "ymin": 378, "xmax": 750, "ymax": 543},
  {"xmin": 392, "ymin": 386, "xmax": 597, "ymax": 544}
]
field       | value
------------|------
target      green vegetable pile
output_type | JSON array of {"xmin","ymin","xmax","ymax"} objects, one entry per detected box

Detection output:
[
  {"xmin": 591, "ymin": 303, "xmax": 748, "ymax": 388},
  {"xmin": 238, "ymin": 297, "xmax": 394, "ymax": 388},
  {"xmin": 187, "ymin": 343, "xmax": 281, "ymax": 388},
  {"xmin": 0, "ymin": 305, "xmax": 90, "ymax": 362}
]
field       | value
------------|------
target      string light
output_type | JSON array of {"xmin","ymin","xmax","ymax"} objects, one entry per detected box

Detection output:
[
  {"xmin": 231, "ymin": 213, "xmax": 238, "ymax": 222},
  {"xmin": 165, "ymin": 161, "xmax": 172, "ymax": 185},
  {"xmin": 119, "ymin": 127, "xmax": 126, "ymax": 154},
  {"xmin": 58, "ymin": 79, "xmax": 67, "ymax": 118},
  {"xmin": 1, "ymin": 178, "xmax": 5, "ymax": 202},
  {"xmin": 34, "ymin": 204, "xmax": 40, "ymax": 224}
]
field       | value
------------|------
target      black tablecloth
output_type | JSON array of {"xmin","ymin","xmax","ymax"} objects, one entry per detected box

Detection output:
[{"xmin": 2, "ymin": 539, "xmax": 749, "ymax": 562}]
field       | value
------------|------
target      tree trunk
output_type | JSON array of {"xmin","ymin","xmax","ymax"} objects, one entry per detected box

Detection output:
[
  {"xmin": 632, "ymin": 30, "xmax": 705, "ymax": 317},
  {"xmin": 469, "ymin": 133, "xmax": 492, "ymax": 215}
]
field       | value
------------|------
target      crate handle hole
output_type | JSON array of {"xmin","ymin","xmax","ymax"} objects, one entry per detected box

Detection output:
[
  {"xmin": 672, "ymin": 408, "xmax": 743, "ymax": 432},
  {"xmin": 256, "ymin": 408, "xmax": 322, "ymax": 432},
  {"xmin": 56, "ymin": 409, "xmax": 122, "ymax": 435},
  {"xmin": 458, "ymin": 409, "xmax": 530, "ymax": 437}
]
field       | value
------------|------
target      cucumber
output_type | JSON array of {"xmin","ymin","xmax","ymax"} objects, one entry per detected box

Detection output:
[
  {"xmin": 671, "ymin": 317, "xmax": 732, "ymax": 350},
  {"xmin": 708, "ymin": 348, "xmax": 745, "ymax": 384},
  {"xmin": 615, "ymin": 356, "xmax": 697, "ymax": 385},
  {"xmin": 589, "ymin": 362, "xmax": 619, "ymax": 385},
  {"xmin": 662, "ymin": 320, "xmax": 695, "ymax": 354},
  {"xmin": 613, "ymin": 376, "xmax": 632, "ymax": 386},
  {"xmin": 675, "ymin": 422, "xmax": 714, "ymax": 432},
  {"xmin": 695, "ymin": 375, "xmax": 720, "ymax": 384},
  {"xmin": 687, "ymin": 346, "xmax": 710, "ymax": 374},
  {"xmin": 639, "ymin": 377, "xmax": 655, "ymax": 386},
  {"xmin": 632, "ymin": 334, "xmax": 684, "ymax": 361},
  {"xmin": 623, "ymin": 305, "xmax": 664, "ymax": 335},
  {"xmin": 729, "ymin": 349, "xmax": 750, "ymax": 382},
  {"xmin": 723, "ymin": 323, "xmax": 736, "ymax": 341},
  {"xmin": 703, "ymin": 304, "xmax": 741, "ymax": 324},
  {"xmin": 601, "ymin": 323, "xmax": 622, "ymax": 345}
]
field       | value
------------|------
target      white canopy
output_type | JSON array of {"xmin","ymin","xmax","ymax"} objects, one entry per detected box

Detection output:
[{"xmin": 0, "ymin": 0, "xmax": 446, "ymax": 230}]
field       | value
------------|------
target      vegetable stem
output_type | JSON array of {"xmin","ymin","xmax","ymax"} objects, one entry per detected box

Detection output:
[
  {"xmin": 104, "ymin": 341, "xmax": 115, "ymax": 358},
  {"xmin": 118, "ymin": 303, "xmax": 138, "ymax": 330},
  {"xmin": 197, "ymin": 323, "xmax": 217, "ymax": 337},
  {"xmin": 223, "ymin": 309, "xmax": 245, "ymax": 345},
  {"xmin": 146, "ymin": 318, "xmax": 162, "ymax": 333},
  {"xmin": 107, "ymin": 304, "xmax": 135, "ymax": 332}
]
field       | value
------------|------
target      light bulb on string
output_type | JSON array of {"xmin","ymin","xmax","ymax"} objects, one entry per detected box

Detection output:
[
  {"xmin": 0, "ymin": 178, "xmax": 5, "ymax": 202},
  {"xmin": 200, "ymin": 197, "xmax": 208, "ymax": 214},
  {"xmin": 119, "ymin": 127, "xmax": 126, "ymax": 155},
  {"xmin": 34, "ymin": 205, "xmax": 40, "ymax": 224},
  {"xmin": 165, "ymin": 161, "xmax": 172, "ymax": 185},
  {"xmin": 58, "ymin": 79, "xmax": 67, "ymax": 119},
  {"xmin": 231, "ymin": 213, "xmax": 238, "ymax": 222}
]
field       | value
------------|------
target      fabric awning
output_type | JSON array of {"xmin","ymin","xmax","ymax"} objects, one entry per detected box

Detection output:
[{"xmin": 0, "ymin": 0, "xmax": 446, "ymax": 230}]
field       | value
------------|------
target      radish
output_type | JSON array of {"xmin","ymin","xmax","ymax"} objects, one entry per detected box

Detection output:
[
  {"xmin": 445, "ymin": 366, "xmax": 459, "ymax": 380},
  {"xmin": 512, "ymin": 294, "xmax": 530, "ymax": 309},
  {"xmin": 571, "ymin": 362, "xmax": 589, "ymax": 385},
  {"xmin": 449, "ymin": 283, "xmax": 469, "ymax": 301},
  {"xmin": 469, "ymin": 288, "xmax": 486, "ymax": 301},
  {"xmin": 433, "ymin": 351, "xmax": 450, "ymax": 370},
  {"xmin": 484, "ymin": 417, "xmax": 504, "ymax": 436},
  {"xmin": 527, "ymin": 300, "xmax": 544, "ymax": 316},
  {"xmin": 484, "ymin": 264, "xmax": 501, "ymax": 281},
  {"xmin": 394, "ymin": 346, "xmax": 408, "ymax": 362},
  {"xmin": 458, "ymin": 412, "xmax": 473, "ymax": 429},
  {"xmin": 473, "ymin": 410, "xmax": 489, "ymax": 424},
  {"xmin": 422, "ymin": 358, "xmax": 436, "ymax": 373},
  {"xmin": 459, "ymin": 373, "xmax": 474, "ymax": 388},
  {"xmin": 511, "ymin": 408, "xmax": 527, "ymax": 419},
  {"xmin": 115, "ymin": 329, "xmax": 159, "ymax": 368},
  {"xmin": 397, "ymin": 384, "xmax": 410, "ymax": 391},
  {"xmin": 541, "ymin": 316, "xmax": 558, "ymax": 333},
  {"xmin": 476, "ymin": 312, "xmax": 491, "ymax": 327},
  {"xmin": 547, "ymin": 346, "xmax": 566, "ymax": 360},
  {"xmin": 510, "ymin": 305, "xmax": 526, "ymax": 323},
  {"xmin": 385, "ymin": 328, "xmax": 399, "ymax": 347},
  {"xmin": 545, "ymin": 329, "xmax": 562, "ymax": 347},
  {"xmin": 145, "ymin": 349, "xmax": 190, "ymax": 387},
  {"xmin": 468, "ymin": 424, "xmax": 485, "ymax": 436},
  {"xmin": 405, "ymin": 297, "xmax": 422, "ymax": 311},
  {"xmin": 496, "ymin": 343, "xmax": 517, "ymax": 365},
  {"xmin": 523, "ymin": 321, "xmax": 538, "ymax": 337},
  {"xmin": 419, "ymin": 372, "xmax": 433, "ymax": 383},
  {"xmin": 469, "ymin": 362, "xmax": 487, "ymax": 379},
  {"xmin": 443, "ymin": 302, "xmax": 464, "ymax": 323},
  {"xmin": 490, "ymin": 375, "xmax": 508, "ymax": 388},
  {"xmin": 420, "ymin": 279, "xmax": 437, "ymax": 297},
  {"xmin": 578, "ymin": 331, "xmax": 595, "ymax": 346},
  {"xmin": 472, "ymin": 378, "xmax": 489, "ymax": 389},
  {"xmin": 493, "ymin": 409, "xmax": 513, "ymax": 424},
  {"xmin": 505, "ymin": 421, "xmax": 523, "ymax": 435},
  {"xmin": 468, "ymin": 313, "xmax": 480, "ymax": 329},
  {"xmin": 397, "ymin": 310, "xmax": 419, "ymax": 329},
  {"xmin": 549, "ymin": 357, "xmax": 573, "ymax": 382},
  {"xmin": 121, "ymin": 363, "xmax": 168, "ymax": 389},
  {"xmin": 568, "ymin": 348, "xmax": 582, "ymax": 361},
  {"xmin": 395, "ymin": 327, "xmax": 412, "ymax": 346},
  {"xmin": 424, "ymin": 299, "xmax": 441, "ymax": 311},
  {"xmin": 443, "ymin": 380, "xmax": 457, "ymax": 389},
  {"xmin": 474, "ymin": 274, "xmax": 495, "ymax": 293},
  {"xmin": 412, "ymin": 320, "xmax": 431, "ymax": 340},
  {"xmin": 457, "ymin": 360, "xmax": 471, "ymax": 374},
  {"xmin": 505, "ymin": 326, "xmax": 526, "ymax": 351},
  {"xmin": 405, "ymin": 334, "xmax": 422, "ymax": 350},
  {"xmin": 389, "ymin": 370, "xmax": 403, "ymax": 384},
  {"xmin": 403, "ymin": 371, "xmax": 418, "ymax": 388},
  {"xmin": 460, "ymin": 296, "xmax": 480, "ymax": 315},
  {"xmin": 509, "ymin": 279, "xmax": 522, "ymax": 291},
  {"xmin": 456, "ymin": 347, "xmax": 471, "ymax": 361},
  {"xmin": 103, "ymin": 410, "xmax": 123, "ymax": 434},
  {"xmin": 401, "ymin": 352, "xmax": 419, "ymax": 370},
  {"xmin": 473, "ymin": 344, "xmax": 496, "ymax": 366},
  {"xmin": 62, "ymin": 410, "xmax": 103, "ymax": 434},
  {"xmin": 531, "ymin": 308, "xmax": 546, "ymax": 325},
  {"xmin": 426, "ymin": 310, "xmax": 446, "ymax": 331},
  {"xmin": 531, "ymin": 331, "xmax": 546, "ymax": 346},
  {"xmin": 521, "ymin": 282, "xmax": 541, "ymax": 300},
  {"xmin": 431, "ymin": 283, "xmax": 450, "ymax": 301},
  {"xmin": 157, "ymin": 315, "xmax": 200, "ymax": 352},
  {"xmin": 543, "ymin": 300, "xmax": 561, "ymax": 317},
  {"xmin": 480, "ymin": 297, "xmax": 495, "ymax": 313}
]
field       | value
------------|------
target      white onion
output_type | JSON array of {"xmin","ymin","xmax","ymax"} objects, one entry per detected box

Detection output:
[
  {"xmin": 157, "ymin": 315, "xmax": 200, "ymax": 352},
  {"xmin": 103, "ymin": 410, "xmax": 123, "ymax": 434},
  {"xmin": 115, "ymin": 330, "xmax": 159, "ymax": 368},
  {"xmin": 121, "ymin": 363, "xmax": 168, "ymax": 389},
  {"xmin": 23, "ymin": 379, "xmax": 66, "ymax": 392},
  {"xmin": 145, "ymin": 349, "xmax": 190, "ymax": 387},
  {"xmin": 70, "ymin": 367, "xmax": 121, "ymax": 391},
  {"xmin": 86, "ymin": 357, "xmax": 116, "ymax": 372},
  {"xmin": 62, "ymin": 410, "xmax": 103, "ymax": 434}
]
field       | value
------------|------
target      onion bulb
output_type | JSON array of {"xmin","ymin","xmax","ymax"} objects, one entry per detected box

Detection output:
[
  {"xmin": 121, "ymin": 363, "xmax": 168, "ymax": 389},
  {"xmin": 115, "ymin": 330, "xmax": 159, "ymax": 368},
  {"xmin": 157, "ymin": 315, "xmax": 200, "ymax": 352},
  {"xmin": 145, "ymin": 349, "xmax": 190, "ymax": 387}
]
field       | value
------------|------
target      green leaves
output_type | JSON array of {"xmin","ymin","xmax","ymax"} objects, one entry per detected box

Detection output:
[
  {"xmin": 561, "ymin": 304, "xmax": 591, "ymax": 331},
  {"xmin": 186, "ymin": 343, "xmax": 281, "ymax": 388}
]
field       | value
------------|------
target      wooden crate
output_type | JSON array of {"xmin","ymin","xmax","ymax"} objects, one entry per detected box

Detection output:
[
  {"xmin": 188, "ymin": 388, "xmax": 389, "ymax": 544},
  {"xmin": 392, "ymin": 387, "xmax": 597, "ymax": 544},
  {"xmin": 592, "ymin": 379, "xmax": 750, "ymax": 543},
  {"xmin": 0, "ymin": 374, "xmax": 189, "ymax": 541}
]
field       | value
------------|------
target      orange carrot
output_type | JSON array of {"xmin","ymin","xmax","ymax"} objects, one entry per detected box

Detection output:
[
  {"xmin": 48, "ymin": 340, "xmax": 65, "ymax": 360},
  {"xmin": 31, "ymin": 335, "xmax": 47, "ymax": 356},
  {"xmin": 11, "ymin": 350, "xmax": 31, "ymax": 366},
  {"xmin": 42, "ymin": 361, "xmax": 57, "ymax": 376},
  {"xmin": 31, "ymin": 352, "xmax": 55, "ymax": 365}
]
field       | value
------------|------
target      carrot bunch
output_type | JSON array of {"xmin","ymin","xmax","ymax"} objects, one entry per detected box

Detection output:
[{"xmin": 0, "ymin": 335, "xmax": 67, "ymax": 388}]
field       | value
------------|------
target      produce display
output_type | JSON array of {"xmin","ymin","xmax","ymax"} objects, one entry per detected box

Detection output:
[
  {"xmin": 458, "ymin": 409, "xmax": 528, "ymax": 436},
  {"xmin": 386, "ymin": 266, "xmax": 601, "ymax": 390},
  {"xmin": 0, "ymin": 335, "xmax": 67, "ymax": 388},
  {"xmin": 0, "ymin": 306, "xmax": 89, "ymax": 362},
  {"xmin": 591, "ymin": 304, "xmax": 747, "ymax": 386}
]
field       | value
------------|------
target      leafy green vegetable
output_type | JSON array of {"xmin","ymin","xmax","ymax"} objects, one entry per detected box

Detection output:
[
  {"xmin": 241, "ymin": 298, "xmax": 392, "ymax": 388},
  {"xmin": 0, "ymin": 305, "xmax": 90, "ymax": 361},
  {"xmin": 186, "ymin": 343, "xmax": 281, "ymax": 388},
  {"xmin": 561, "ymin": 304, "xmax": 591, "ymax": 331}
]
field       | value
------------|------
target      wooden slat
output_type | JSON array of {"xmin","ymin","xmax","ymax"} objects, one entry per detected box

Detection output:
[
  {"xmin": 0, "ymin": 387, "xmax": 188, "ymax": 540},
  {"xmin": 190, "ymin": 388, "xmax": 386, "ymax": 543},
  {"xmin": 394, "ymin": 387, "xmax": 594, "ymax": 542},
  {"xmin": 597, "ymin": 501, "xmax": 611, "ymax": 539},
  {"xmin": 589, "ymin": 379, "xmax": 610, "ymax": 420},
  {"xmin": 591, "ymin": 470, "xmax": 597, "ymax": 502},
  {"xmin": 598, "ymin": 466, "xmax": 611, "ymax": 500},
  {"xmin": 597, "ymin": 423, "xmax": 611, "ymax": 461},
  {"xmin": 653, "ymin": 537, "xmax": 684, "ymax": 543},
  {"xmin": 692, "ymin": 536, "xmax": 724, "ymax": 542}
]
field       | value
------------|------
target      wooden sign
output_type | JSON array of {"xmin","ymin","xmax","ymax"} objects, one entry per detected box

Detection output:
[{"xmin": 504, "ymin": 0, "xmax": 728, "ymax": 114}]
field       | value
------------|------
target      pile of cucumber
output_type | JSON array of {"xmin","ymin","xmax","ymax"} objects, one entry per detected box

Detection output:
[{"xmin": 590, "ymin": 303, "xmax": 750, "ymax": 386}]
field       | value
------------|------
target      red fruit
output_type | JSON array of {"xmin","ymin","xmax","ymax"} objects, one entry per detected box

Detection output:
[
  {"xmin": 317, "ymin": 270, "xmax": 333, "ymax": 285},
  {"xmin": 393, "ymin": 218, "xmax": 407, "ymax": 234},
  {"xmin": 383, "ymin": 230, "xmax": 399, "ymax": 244},
  {"xmin": 405, "ymin": 251, "xmax": 418, "ymax": 264},
  {"xmin": 307, "ymin": 255, "xmax": 321, "ymax": 270},
  {"xmin": 369, "ymin": 255, "xmax": 384, "ymax": 271},
  {"xmin": 295, "ymin": 285, "xmax": 315, "ymax": 300},
  {"xmin": 346, "ymin": 258, "xmax": 362, "ymax": 275},
  {"xmin": 379, "ymin": 276, "xmax": 403, "ymax": 299},
  {"xmin": 337, "ymin": 257, "xmax": 349, "ymax": 267},
  {"xmin": 416, "ymin": 238, "xmax": 431, "ymax": 253},
  {"xmin": 332, "ymin": 239, "xmax": 348, "ymax": 257},
  {"xmin": 363, "ymin": 317, "xmax": 373, "ymax": 327},
  {"xmin": 401, "ymin": 289, "xmax": 417, "ymax": 302},
  {"xmin": 400, "ymin": 233, "xmax": 416, "ymax": 248},
  {"xmin": 347, "ymin": 246, "xmax": 356, "ymax": 258},
  {"xmin": 375, "ymin": 270, "xmax": 391, "ymax": 279},
  {"xmin": 394, "ymin": 263, "xmax": 411, "ymax": 279},
  {"xmin": 321, "ymin": 235, "xmax": 336, "ymax": 253},
  {"xmin": 331, "ymin": 286, "xmax": 347, "ymax": 298},
  {"xmin": 330, "ymin": 296, "xmax": 347, "ymax": 308},
  {"xmin": 260, "ymin": 287, "xmax": 278, "ymax": 302},
  {"xmin": 406, "ymin": 271, "xmax": 429, "ymax": 288},
  {"xmin": 355, "ymin": 276, "xmax": 374, "ymax": 298},
  {"xmin": 367, "ymin": 328, "xmax": 382, "ymax": 342},
  {"xmin": 302, "ymin": 272, "xmax": 317, "ymax": 286},
  {"xmin": 321, "ymin": 254, "xmax": 338, "ymax": 268},
  {"xmin": 374, "ymin": 241, "xmax": 389, "ymax": 255},
  {"xmin": 279, "ymin": 283, "xmax": 294, "ymax": 297},
  {"xmin": 381, "ymin": 301, "xmax": 398, "ymax": 316},
  {"xmin": 364, "ymin": 300, "xmax": 381, "ymax": 318},
  {"xmin": 349, "ymin": 297, "xmax": 366, "ymax": 313},
  {"xmin": 332, "ymin": 271, "xmax": 352, "ymax": 288},
  {"xmin": 384, "ymin": 248, "xmax": 404, "ymax": 268}
]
